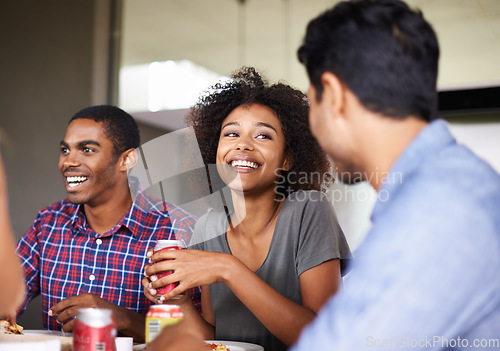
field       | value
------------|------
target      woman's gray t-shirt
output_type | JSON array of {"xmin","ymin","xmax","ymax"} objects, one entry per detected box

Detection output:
[{"xmin": 189, "ymin": 190, "xmax": 351, "ymax": 351}]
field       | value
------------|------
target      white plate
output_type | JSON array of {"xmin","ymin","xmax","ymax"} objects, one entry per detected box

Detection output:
[
  {"xmin": 133, "ymin": 340, "xmax": 264, "ymax": 351},
  {"xmin": 205, "ymin": 340, "xmax": 264, "ymax": 351},
  {"xmin": 0, "ymin": 338, "xmax": 62, "ymax": 351},
  {"xmin": 24, "ymin": 331, "xmax": 132, "ymax": 351},
  {"xmin": 23, "ymin": 329, "xmax": 72, "ymax": 337}
]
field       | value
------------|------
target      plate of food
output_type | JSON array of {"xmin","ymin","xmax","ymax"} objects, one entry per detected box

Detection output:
[
  {"xmin": 0, "ymin": 321, "xmax": 73, "ymax": 351},
  {"xmin": 0, "ymin": 320, "xmax": 24, "ymax": 335},
  {"xmin": 205, "ymin": 340, "xmax": 264, "ymax": 351},
  {"xmin": 133, "ymin": 340, "xmax": 263, "ymax": 351}
]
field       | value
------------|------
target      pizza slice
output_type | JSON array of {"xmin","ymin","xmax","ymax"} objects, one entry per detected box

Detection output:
[{"xmin": 0, "ymin": 319, "xmax": 24, "ymax": 335}]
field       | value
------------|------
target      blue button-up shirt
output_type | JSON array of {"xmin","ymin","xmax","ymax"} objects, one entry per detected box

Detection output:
[{"xmin": 292, "ymin": 120, "xmax": 500, "ymax": 350}]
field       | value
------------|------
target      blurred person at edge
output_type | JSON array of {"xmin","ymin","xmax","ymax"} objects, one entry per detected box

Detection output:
[
  {"xmin": 292, "ymin": 0, "xmax": 500, "ymax": 349},
  {"xmin": 14, "ymin": 105, "xmax": 200, "ymax": 342},
  {"xmin": 144, "ymin": 67, "xmax": 351, "ymax": 351},
  {"xmin": 0, "ymin": 150, "xmax": 25, "ymax": 317},
  {"xmin": 145, "ymin": 0, "xmax": 500, "ymax": 350}
]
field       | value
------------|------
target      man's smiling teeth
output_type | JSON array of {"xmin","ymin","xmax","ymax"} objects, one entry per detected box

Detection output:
[
  {"xmin": 66, "ymin": 176, "xmax": 88, "ymax": 188},
  {"xmin": 231, "ymin": 160, "xmax": 259, "ymax": 169}
]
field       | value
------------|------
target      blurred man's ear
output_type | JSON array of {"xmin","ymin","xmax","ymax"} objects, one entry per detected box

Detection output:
[
  {"xmin": 120, "ymin": 149, "xmax": 138, "ymax": 171},
  {"xmin": 321, "ymin": 72, "xmax": 347, "ymax": 121}
]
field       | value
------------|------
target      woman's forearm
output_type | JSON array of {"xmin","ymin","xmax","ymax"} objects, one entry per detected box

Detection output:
[
  {"xmin": 221, "ymin": 256, "xmax": 316, "ymax": 346},
  {"xmin": 0, "ymin": 232, "xmax": 25, "ymax": 316},
  {"xmin": 0, "ymin": 154, "xmax": 26, "ymax": 316},
  {"xmin": 179, "ymin": 294, "xmax": 215, "ymax": 340}
]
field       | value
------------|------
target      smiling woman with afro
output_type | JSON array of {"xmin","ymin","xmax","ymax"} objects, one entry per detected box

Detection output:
[
  {"xmin": 185, "ymin": 66, "xmax": 333, "ymax": 198},
  {"xmin": 142, "ymin": 66, "xmax": 350, "ymax": 351}
]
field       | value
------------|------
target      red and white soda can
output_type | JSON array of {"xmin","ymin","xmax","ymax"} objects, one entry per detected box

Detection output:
[
  {"xmin": 153, "ymin": 239, "xmax": 186, "ymax": 298},
  {"xmin": 73, "ymin": 308, "xmax": 116, "ymax": 351}
]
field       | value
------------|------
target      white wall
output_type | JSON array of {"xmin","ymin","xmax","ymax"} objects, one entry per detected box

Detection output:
[
  {"xmin": 328, "ymin": 115, "xmax": 500, "ymax": 253},
  {"xmin": 448, "ymin": 121, "xmax": 500, "ymax": 173}
]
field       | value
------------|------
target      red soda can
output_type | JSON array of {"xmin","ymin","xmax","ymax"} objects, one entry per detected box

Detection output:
[
  {"xmin": 73, "ymin": 308, "xmax": 116, "ymax": 351},
  {"xmin": 153, "ymin": 239, "xmax": 186, "ymax": 298}
]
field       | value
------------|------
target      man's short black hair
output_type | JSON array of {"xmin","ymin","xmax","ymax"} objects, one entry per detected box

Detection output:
[
  {"xmin": 298, "ymin": 0, "xmax": 440, "ymax": 122},
  {"xmin": 69, "ymin": 105, "xmax": 140, "ymax": 158}
]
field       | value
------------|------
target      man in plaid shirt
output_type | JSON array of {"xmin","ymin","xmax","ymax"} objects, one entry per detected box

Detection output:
[{"xmin": 16, "ymin": 105, "xmax": 200, "ymax": 342}]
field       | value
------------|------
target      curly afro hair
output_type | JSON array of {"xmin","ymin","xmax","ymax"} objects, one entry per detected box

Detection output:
[{"xmin": 185, "ymin": 66, "xmax": 333, "ymax": 197}]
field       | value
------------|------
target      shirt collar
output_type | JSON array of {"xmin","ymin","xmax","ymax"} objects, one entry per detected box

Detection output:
[
  {"xmin": 70, "ymin": 176, "xmax": 148, "ymax": 238},
  {"xmin": 370, "ymin": 119, "xmax": 456, "ymax": 221},
  {"xmin": 71, "ymin": 204, "xmax": 86, "ymax": 232},
  {"xmin": 116, "ymin": 176, "xmax": 152, "ymax": 238}
]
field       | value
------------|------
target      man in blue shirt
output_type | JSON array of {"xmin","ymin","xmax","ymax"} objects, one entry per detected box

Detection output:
[
  {"xmin": 146, "ymin": 1, "xmax": 500, "ymax": 350},
  {"xmin": 292, "ymin": 0, "xmax": 500, "ymax": 350}
]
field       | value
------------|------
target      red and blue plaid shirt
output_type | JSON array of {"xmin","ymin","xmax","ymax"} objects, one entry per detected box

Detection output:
[{"xmin": 16, "ymin": 183, "xmax": 200, "ymax": 331}]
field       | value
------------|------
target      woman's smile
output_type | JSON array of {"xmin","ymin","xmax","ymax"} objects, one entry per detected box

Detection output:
[
  {"xmin": 216, "ymin": 104, "xmax": 290, "ymax": 192},
  {"xmin": 229, "ymin": 156, "xmax": 262, "ymax": 173}
]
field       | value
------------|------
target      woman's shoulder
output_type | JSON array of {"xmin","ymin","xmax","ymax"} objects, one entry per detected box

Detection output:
[
  {"xmin": 189, "ymin": 208, "xmax": 228, "ymax": 247},
  {"xmin": 195, "ymin": 208, "xmax": 228, "ymax": 230},
  {"xmin": 198, "ymin": 207, "xmax": 226, "ymax": 220}
]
